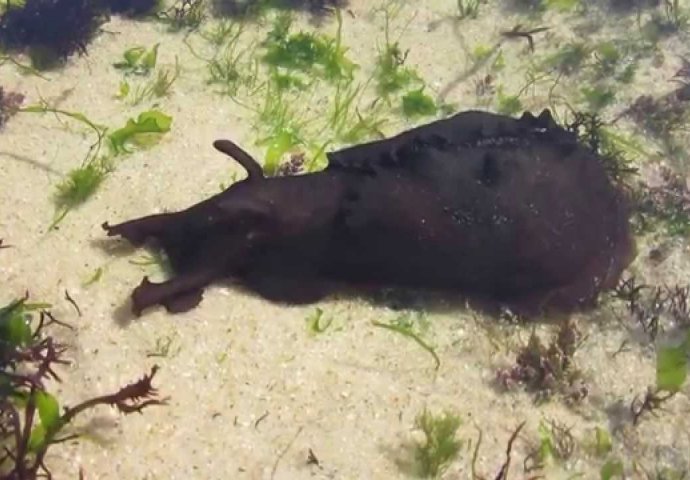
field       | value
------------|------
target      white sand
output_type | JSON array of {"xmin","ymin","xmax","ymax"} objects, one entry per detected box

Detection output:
[{"xmin": 2, "ymin": 0, "xmax": 690, "ymax": 478}]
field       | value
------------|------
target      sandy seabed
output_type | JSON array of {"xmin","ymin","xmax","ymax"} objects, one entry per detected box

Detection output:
[{"xmin": 2, "ymin": 0, "xmax": 690, "ymax": 478}]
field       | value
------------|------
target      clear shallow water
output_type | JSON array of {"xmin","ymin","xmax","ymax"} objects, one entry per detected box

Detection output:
[{"xmin": 2, "ymin": 1, "xmax": 690, "ymax": 478}]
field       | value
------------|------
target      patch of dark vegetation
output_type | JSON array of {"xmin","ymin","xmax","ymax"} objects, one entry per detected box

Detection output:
[
  {"xmin": 641, "ymin": 0, "xmax": 690, "ymax": 41},
  {"xmin": 496, "ymin": 321, "xmax": 588, "ymax": 404},
  {"xmin": 258, "ymin": 10, "xmax": 355, "ymax": 83},
  {"xmin": 456, "ymin": 0, "xmax": 486, "ymax": 19},
  {"xmin": 607, "ymin": 0, "xmax": 660, "ymax": 13},
  {"xmin": 612, "ymin": 276, "xmax": 690, "ymax": 342},
  {"xmin": 210, "ymin": 0, "xmax": 349, "ymax": 20},
  {"xmin": 274, "ymin": 151, "xmax": 305, "ymax": 176},
  {"xmin": 523, "ymin": 418, "xmax": 576, "ymax": 471},
  {"xmin": 500, "ymin": 25, "xmax": 549, "ymax": 53},
  {"xmin": 107, "ymin": 0, "xmax": 162, "ymax": 17},
  {"xmin": 409, "ymin": 409, "xmax": 462, "ymax": 478},
  {"xmin": 0, "ymin": 0, "xmax": 160, "ymax": 69},
  {"xmin": 0, "ymin": 86, "xmax": 24, "ymax": 129},
  {"xmin": 622, "ymin": 85, "xmax": 690, "ymax": 147},
  {"xmin": 157, "ymin": 0, "xmax": 206, "ymax": 31},
  {"xmin": 566, "ymin": 111, "xmax": 639, "ymax": 186},
  {"xmin": 0, "ymin": 294, "xmax": 166, "ymax": 479},
  {"xmin": 622, "ymin": 306, "xmax": 690, "ymax": 429},
  {"xmin": 470, "ymin": 421, "xmax": 525, "ymax": 480},
  {"xmin": 0, "ymin": 0, "xmax": 106, "ymax": 68},
  {"xmin": 566, "ymin": 108, "xmax": 690, "ymax": 238},
  {"xmin": 610, "ymin": 274, "xmax": 690, "ymax": 428},
  {"xmin": 630, "ymin": 386, "xmax": 677, "ymax": 426},
  {"xmin": 630, "ymin": 164, "xmax": 690, "ymax": 237},
  {"xmin": 615, "ymin": 60, "xmax": 690, "ymax": 157}
]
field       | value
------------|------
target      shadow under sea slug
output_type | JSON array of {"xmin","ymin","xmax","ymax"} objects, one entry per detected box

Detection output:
[{"xmin": 103, "ymin": 109, "xmax": 636, "ymax": 317}]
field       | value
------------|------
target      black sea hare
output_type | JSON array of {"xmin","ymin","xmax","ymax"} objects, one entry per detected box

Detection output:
[{"xmin": 103, "ymin": 109, "xmax": 636, "ymax": 316}]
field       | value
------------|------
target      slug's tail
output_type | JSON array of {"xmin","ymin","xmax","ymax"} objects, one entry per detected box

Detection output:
[{"xmin": 213, "ymin": 139, "xmax": 265, "ymax": 181}]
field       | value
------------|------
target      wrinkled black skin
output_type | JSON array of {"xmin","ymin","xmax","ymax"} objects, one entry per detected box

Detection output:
[{"xmin": 103, "ymin": 109, "xmax": 636, "ymax": 317}]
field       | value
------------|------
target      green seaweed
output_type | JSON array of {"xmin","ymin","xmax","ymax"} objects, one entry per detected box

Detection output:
[
  {"xmin": 412, "ymin": 409, "xmax": 462, "ymax": 478},
  {"xmin": 372, "ymin": 6, "xmax": 422, "ymax": 102},
  {"xmin": 470, "ymin": 43, "xmax": 496, "ymax": 64},
  {"xmin": 158, "ymin": 0, "xmax": 206, "ymax": 32},
  {"xmin": 20, "ymin": 102, "xmax": 107, "ymax": 136},
  {"xmin": 200, "ymin": 18, "xmax": 243, "ymax": 46},
  {"xmin": 643, "ymin": 0, "xmax": 689, "ymax": 42},
  {"xmin": 630, "ymin": 331, "xmax": 690, "ymax": 425},
  {"xmin": 656, "ymin": 332, "xmax": 690, "ymax": 392},
  {"xmin": 207, "ymin": 46, "xmax": 261, "ymax": 97},
  {"xmin": 19, "ymin": 107, "xmax": 171, "ymax": 228},
  {"xmin": 118, "ymin": 59, "xmax": 180, "ymax": 105},
  {"xmin": 82, "ymin": 266, "xmax": 104, "ymax": 286},
  {"xmin": 600, "ymin": 459, "xmax": 624, "ymax": 480},
  {"xmin": 566, "ymin": 112, "xmax": 639, "ymax": 186},
  {"xmin": 207, "ymin": 53, "xmax": 246, "ymax": 94},
  {"xmin": 542, "ymin": 42, "xmax": 591, "ymax": 75},
  {"xmin": 372, "ymin": 313, "xmax": 440, "ymax": 371},
  {"xmin": 581, "ymin": 85, "xmax": 616, "ymax": 112},
  {"xmin": 586, "ymin": 37, "xmax": 641, "ymax": 84},
  {"xmin": 251, "ymin": 71, "xmax": 311, "ymax": 175},
  {"xmin": 148, "ymin": 62, "xmax": 180, "ymax": 98},
  {"xmin": 260, "ymin": 10, "xmax": 356, "ymax": 83},
  {"xmin": 374, "ymin": 41, "xmax": 420, "ymax": 98},
  {"xmin": 52, "ymin": 160, "xmax": 112, "ymax": 228},
  {"xmin": 592, "ymin": 427, "xmax": 613, "ymax": 457},
  {"xmin": 113, "ymin": 44, "xmax": 159, "ymax": 75},
  {"xmin": 256, "ymin": 115, "xmax": 302, "ymax": 174},
  {"xmin": 113, "ymin": 44, "xmax": 179, "ymax": 105},
  {"xmin": 146, "ymin": 331, "xmax": 182, "ymax": 358},
  {"xmin": 269, "ymin": 68, "xmax": 308, "ymax": 91},
  {"xmin": 19, "ymin": 101, "xmax": 112, "ymax": 228},
  {"xmin": 257, "ymin": 128, "xmax": 303, "ymax": 175},
  {"xmin": 496, "ymin": 87, "xmax": 523, "ymax": 115},
  {"xmin": 592, "ymin": 41, "xmax": 620, "ymax": 78},
  {"xmin": 198, "ymin": 20, "xmax": 263, "ymax": 98},
  {"xmin": 543, "ymin": 0, "xmax": 581, "ymax": 12},
  {"xmin": 305, "ymin": 308, "xmax": 333, "ymax": 336},
  {"xmin": 523, "ymin": 419, "xmax": 575, "ymax": 470},
  {"xmin": 402, "ymin": 88, "xmax": 438, "ymax": 118},
  {"xmin": 327, "ymin": 80, "xmax": 387, "ymax": 144},
  {"xmin": 456, "ymin": 0, "xmax": 485, "ymax": 19},
  {"xmin": 108, "ymin": 109, "xmax": 173, "ymax": 155},
  {"xmin": 630, "ymin": 167, "xmax": 690, "ymax": 237}
]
